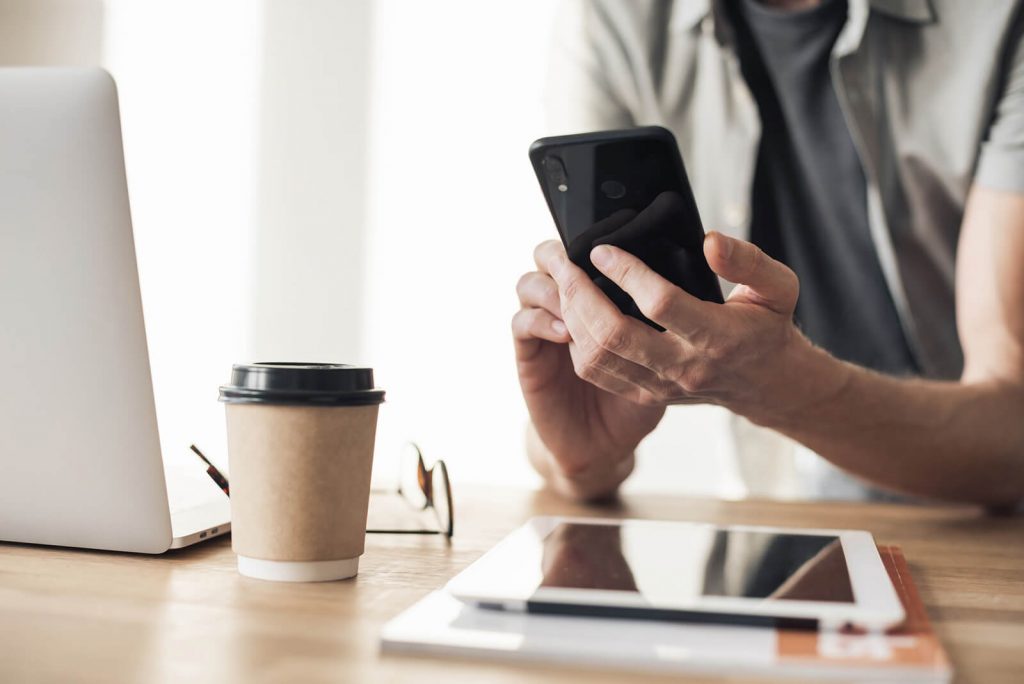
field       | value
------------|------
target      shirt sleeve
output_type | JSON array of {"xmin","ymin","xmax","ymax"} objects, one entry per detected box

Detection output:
[
  {"xmin": 974, "ymin": 20, "xmax": 1024, "ymax": 191},
  {"xmin": 544, "ymin": 0, "xmax": 634, "ymax": 134}
]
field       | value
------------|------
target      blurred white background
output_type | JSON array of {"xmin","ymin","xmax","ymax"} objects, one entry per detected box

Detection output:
[{"xmin": 0, "ymin": 0, "xmax": 740, "ymax": 497}]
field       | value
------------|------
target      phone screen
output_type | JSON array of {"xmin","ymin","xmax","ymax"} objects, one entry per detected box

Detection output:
[{"xmin": 538, "ymin": 522, "xmax": 854, "ymax": 604}]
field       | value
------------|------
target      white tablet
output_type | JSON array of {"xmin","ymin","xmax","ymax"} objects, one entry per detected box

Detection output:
[{"xmin": 446, "ymin": 517, "xmax": 905, "ymax": 631}]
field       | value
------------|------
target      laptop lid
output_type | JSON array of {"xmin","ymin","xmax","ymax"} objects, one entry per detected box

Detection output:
[{"xmin": 0, "ymin": 68, "xmax": 173, "ymax": 553}]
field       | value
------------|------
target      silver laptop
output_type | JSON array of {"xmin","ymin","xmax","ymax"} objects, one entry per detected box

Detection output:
[{"xmin": 0, "ymin": 68, "xmax": 230, "ymax": 553}]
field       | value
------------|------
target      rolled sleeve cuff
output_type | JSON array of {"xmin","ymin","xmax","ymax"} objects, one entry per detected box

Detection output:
[{"xmin": 974, "ymin": 143, "xmax": 1024, "ymax": 192}]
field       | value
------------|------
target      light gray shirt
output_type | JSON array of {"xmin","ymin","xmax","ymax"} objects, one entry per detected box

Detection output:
[
  {"xmin": 544, "ymin": 0, "xmax": 1024, "ymax": 500},
  {"xmin": 547, "ymin": 0, "xmax": 1024, "ymax": 382}
]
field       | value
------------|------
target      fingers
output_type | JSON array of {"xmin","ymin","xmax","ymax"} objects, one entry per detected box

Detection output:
[
  {"xmin": 546, "ymin": 245, "xmax": 683, "ymax": 375},
  {"xmin": 516, "ymin": 271, "xmax": 561, "ymax": 317},
  {"xmin": 533, "ymin": 239, "xmax": 566, "ymax": 276},
  {"xmin": 514, "ymin": 265, "xmax": 569, "ymax": 358},
  {"xmin": 513, "ymin": 275, "xmax": 673, "ymax": 403},
  {"xmin": 511, "ymin": 292, "xmax": 665, "ymax": 404},
  {"xmin": 590, "ymin": 244, "xmax": 718, "ymax": 339},
  {"xmin": 511, "ymin": 306, "xmax": 569, "ymax": 344},
  {"xmin": 527, "ymin": 239, "xmax": 682, "ymax": 404},
  {"xmin": 566, "ymin": 342, "xmax": 664, "ymax": 407},
  {"xmin": 703, "ymin": 232, "xmax": 799, "ymax": 314}
]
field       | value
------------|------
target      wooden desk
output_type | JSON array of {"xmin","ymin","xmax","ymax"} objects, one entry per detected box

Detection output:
[{"xmin": 1, "ymin": 487, "xmax": 1021, "ymax": 683}]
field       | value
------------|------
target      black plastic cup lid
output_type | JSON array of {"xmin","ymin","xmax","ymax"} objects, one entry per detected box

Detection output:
[{"xmin": 219, "ymin": 363, "xmax": 385, "ymax": 406}]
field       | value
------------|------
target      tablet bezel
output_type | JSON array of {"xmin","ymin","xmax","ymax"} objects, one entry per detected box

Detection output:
[{"xmin": 446, "ymin": 516, "xmax": 905, "ymax": 631}]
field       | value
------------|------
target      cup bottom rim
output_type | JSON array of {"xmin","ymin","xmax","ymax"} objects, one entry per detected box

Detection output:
[{"xmin": 237, "ymin": 555, "xmax": 360, "ymax": 582}]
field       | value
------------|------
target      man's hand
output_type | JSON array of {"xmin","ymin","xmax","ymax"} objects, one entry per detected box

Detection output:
[
  {"xmin": 540, "ymin": 231, "xmax": 847, "ymax": 424},
  {"xmin": 513, "ymin": 230, "xmax": 841, "ymax": 501},
  {"xmin": 512, "ymin": 243, "xmax": 665, "ymax": 501},
  {"xmin": 518, "ymin": 187, "xmax": 1024, "ymax": 507}
]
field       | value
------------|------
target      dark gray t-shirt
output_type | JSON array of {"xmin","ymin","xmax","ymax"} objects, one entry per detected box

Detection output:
[{"xmin": 731, "ymin": 0, "xmax": 918, "ymax": 377}]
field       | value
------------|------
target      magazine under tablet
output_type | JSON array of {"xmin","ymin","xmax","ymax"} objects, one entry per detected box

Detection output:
[{"xmin": 446, "ymin": 517, "xmax": 905, "ymax": 631}]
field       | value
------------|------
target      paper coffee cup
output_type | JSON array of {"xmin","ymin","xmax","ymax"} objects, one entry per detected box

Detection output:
[{"xmin": 219, "ymin": 363, "xmax": 385, "ymax": 582}]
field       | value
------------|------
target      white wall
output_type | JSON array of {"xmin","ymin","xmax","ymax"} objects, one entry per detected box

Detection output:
[
  {"xmin": 362, "ymin": 0, "xmax": 558, "ymax": 487},
  {"xmin": 3, "ymin": 0, "xmax": 737, "ymax": 497},
  {"xmin": 247, "ymin": 0, "xmax": 374, "ymax": 364},
  {"xmin": 102, "ymin": 0, "xmax": 262, "ymax": 469},
  {"xmin": 0, "ymin": 0, "xmax": 103, "ymax": 65},
  {"xmin": 362, "ymin": 0, "xmax": 737, "ymax": 496},
  {"xmin": 0, "ymin": 0, "xmax": 260, "ymax": 471}
]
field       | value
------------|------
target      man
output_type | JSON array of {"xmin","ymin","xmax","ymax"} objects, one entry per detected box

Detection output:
[{"xmin": 512, "ymin": 0, "xmax": 1024, "ymax": 507}]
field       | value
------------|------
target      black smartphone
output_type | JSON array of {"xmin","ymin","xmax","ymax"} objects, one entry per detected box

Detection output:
[{"xmin": 529, "ymin": 126, "xmax": 723, "ymax": 329}]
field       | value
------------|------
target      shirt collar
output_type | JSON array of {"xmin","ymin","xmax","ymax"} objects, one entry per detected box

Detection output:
[{"xmin": 670, "ymin": 0, "xmax": 936, "ymax": 33}]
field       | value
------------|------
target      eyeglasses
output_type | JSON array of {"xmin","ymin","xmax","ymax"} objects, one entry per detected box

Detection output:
[
  {"xmin": 190, "ymin": 442, "xmax": 453, "ymax": 539},
  {"xmin": 367, "ymin": 442, "xmax": 454, "ymax": 539}
]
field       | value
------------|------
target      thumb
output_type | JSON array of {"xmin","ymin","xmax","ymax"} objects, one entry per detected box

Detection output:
[{"xmin": 703, "ymin": 231, "xmax": 799, "ymax": 314}]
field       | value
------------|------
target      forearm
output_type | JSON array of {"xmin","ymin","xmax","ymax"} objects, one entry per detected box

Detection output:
[
  {"xmin": 744, "ymin": 341, "xmax": 1024, "ymax": 507},
  {"xmin": 527, "ymin": 422, "xmax": 635, "ymax": 502}
]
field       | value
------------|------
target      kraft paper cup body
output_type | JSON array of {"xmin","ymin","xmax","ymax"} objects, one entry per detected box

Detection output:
[{"xmin": 225, "ymin": 402, "xmax": 379, "ymax": 581}]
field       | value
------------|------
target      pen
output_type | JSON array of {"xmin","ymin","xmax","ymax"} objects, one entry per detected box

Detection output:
[{"xmin": 190, "ymin": 444, "xmax": 230, "ymax": 497}]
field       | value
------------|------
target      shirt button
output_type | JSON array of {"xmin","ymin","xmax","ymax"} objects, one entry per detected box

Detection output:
[{"xmin": 723, "ymin": 203, "xmax": 748, "ymax": 229}]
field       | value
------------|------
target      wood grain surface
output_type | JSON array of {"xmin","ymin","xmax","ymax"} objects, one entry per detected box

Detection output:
[{"xmin": 1, "ymin": 487, "xmax": 1021, "ymax": 683}]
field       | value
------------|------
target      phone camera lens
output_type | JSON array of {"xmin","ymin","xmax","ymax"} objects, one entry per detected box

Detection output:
[
  {"xmin": 544, "ymin": 156, "xmax": 569, "ymax": 192},
  {"xmin": 601, "ymin": 180, "xmax": 626, "ymax": 199}
]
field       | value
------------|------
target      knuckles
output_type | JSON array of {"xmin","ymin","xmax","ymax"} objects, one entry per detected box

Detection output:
[
  {"xmin": 509, "ymin": 309, "xmax": 524, "ymax": 334},
  {"xmin": 575, "ymin": 343, "xmax": 607, "ymax": 376},
  {"xmin": 782, "ymin": 268, "xmax": 800, "ymax": 307},
  {"xmin": 664, "ymin": 343, "xmax": 727, "ymax": 395},
  {"xmin": 510, "ymin": 307, "xmax": 538, "ymax": 338},
  {"xmin": 572, "ymin": 338, "xmax": 614, "ymax": 381},
  {"xmin": 632, "ymin": 391, "xmax": 665, "ymax": 408},
  {"xmin": 592, "ymin": 319, "xmax": 631, "ymax": 354},
  {"xmin": 572, "ymin": 354, "xmax": 601, "ymax": 382},
  {"xmin": 639, "ymin": 285, "xmax": 676, "ymax": 323},
  {"xmin": 536, "ymin": 241, "xmax": 569, "ymax": 276},
  {"xmin": 515, "ymin": 272, "xmax": 535, "ymax": 298},
  {"xmin": 516, "ymin": 271, "xmax": 559, "ymax": 310},
  {"xmin": 561, "ymin": 271, "xmax": 583, "ymax": 305},
  {"xmin": 745, "ymin": 244, "xmax": 766, "ymax": 279},
  {"xmin": 702, "ymin": 333, "xmax": 738, "ymax": 364},
  {"xmin": 674, "ymin": 363, "xmax": 717, "ymax": 395},
  {"xmin": 533, "ymin": 240, "xmax": 564, "ymax": 271},
  {"xmin": 608, "ymin": 256, "xmax": 633, "ymax": 285}
]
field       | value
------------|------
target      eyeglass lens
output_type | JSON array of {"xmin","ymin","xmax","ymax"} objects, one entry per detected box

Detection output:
[
  {"xmin": 398, "ymin": 443, "xmax": 428, "ymax": 510},
  {"xmin": 430, "ymin": 461, "xmax": 453, "ymax": 538}
]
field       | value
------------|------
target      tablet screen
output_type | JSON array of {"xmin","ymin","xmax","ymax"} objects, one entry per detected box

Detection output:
[{"xmin": 538, "ymin": 522, "xmax": 854, "ymax": 604}]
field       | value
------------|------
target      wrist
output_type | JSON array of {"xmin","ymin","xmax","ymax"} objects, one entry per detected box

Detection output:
[
  {"xmin": 738, "ymin": 329, "xmax": 855, "ymax": 430},
  {"xmin": 548, "ymin": 450, "xmax": 635, "ymax": 502},
  {"xmin": 526, "ymin": 422, "xmax": 634, "ymax": 502}
]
